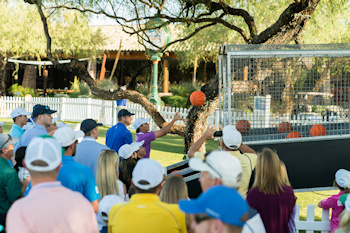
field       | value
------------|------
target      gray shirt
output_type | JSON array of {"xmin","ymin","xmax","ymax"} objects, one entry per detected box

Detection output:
[{"xmin": 74, "ymin": 137, "xmax": 109, "ymax": 178}]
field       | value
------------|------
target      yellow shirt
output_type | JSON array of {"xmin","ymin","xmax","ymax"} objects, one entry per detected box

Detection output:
[
  {"xmin": 108, "ymin": 193, "xmax": 187, "ymax": 233},
  {"xmin": 229, "ymin": 150, "xmax": 257, "ymax": 198}
]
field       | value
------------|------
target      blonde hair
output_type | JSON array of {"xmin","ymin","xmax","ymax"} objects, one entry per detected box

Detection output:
[
  {"xmin": 159, "ymin": 176, "xmax": 188, "ymax": 204},
  {"xmin": 280, "ymin": 160, "xmax": 291, "ymax": 186},
  {"xmin": 252, "ymin": 148, "xmax": 290, "ymax": 195},
  {"xmin": 96, "ymin": 150, "xmax": 120, "ymax": 198},
  {"xmin": 336, "ymin": 210, "xmax": 350, "ymax": 233}
]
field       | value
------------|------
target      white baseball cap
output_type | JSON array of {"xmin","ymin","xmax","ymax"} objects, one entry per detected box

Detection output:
[
  {"xmin": 0, "ymin": 122, "xmax": 4, "ymax": 127},
  {"xmin": 53, "ymin": 127, "xmax": 84, "ymax": 147},
  {"xmin": 189, "ymin": 150, "xmax": 243, "ymax": 189},
  {"xmin": 132, "ymin": 158, "xmax": 165, "ymax": 190},
  {"xmin": 222, "ymin": 125, "xmax": 242, "ymax": 150},
  {"xmin": 10, "ymin": 108, "xmax": 31, "ymax": 118},
  {"xmin": 336, "ymin": 169, "xmax": 350, "ymax": 188},
  {"xmin": 99, "ymin": 194, "xmax": 124, "ymax": 221},
  {"xmin": 118, "ymin": 141, "xmax": 144, "ymax": 159},
  {"xmin": 52, "ymin": 117, "xmax": 59, "ymax": 124},
  {"xmin": 133, "ymin": 118, "xmax": 150, "ymax": 130},
  {"xmin": 25, "ymin": 137, "xmax": 62, "ymax": 172},
  {"xmin": 0, "ymin": 134, "xmax": 19, "ymax": 150},
  {"xmin": 56, "ymin": 122, "xmax": 68, "ymax": 128}
]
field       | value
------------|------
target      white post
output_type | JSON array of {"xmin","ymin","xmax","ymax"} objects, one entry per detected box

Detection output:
[
  {"xmin": 112, "ymin": 100, "xmax": 116, "ymax": 125},
  {"xmin": 87, "ymin": 98, "xmax": 92, "ymax": 119}
]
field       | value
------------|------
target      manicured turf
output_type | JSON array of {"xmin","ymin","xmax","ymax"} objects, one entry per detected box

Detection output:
[{"xmin": 0, "ymin": 117, "xmax": 338, "ymax": 222}]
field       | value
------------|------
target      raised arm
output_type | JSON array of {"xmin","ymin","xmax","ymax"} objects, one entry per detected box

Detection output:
[
  {"xmin": 154, "ymin": 112, "xmax": 185, "ymax": 139},
  {"xmin": 239, "ymin": 143, "xmax": 257, "ymax": 155},
  {"xmin": 187, "ymin": 126, "xmax": 217, "ymax": 158}
]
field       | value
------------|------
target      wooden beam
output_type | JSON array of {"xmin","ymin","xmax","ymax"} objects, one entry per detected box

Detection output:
[
  {"xmin": 99, "ymin": 53, "xmax": 107, "ymax": 83},
  {"xmin": 163, "ymin": 60, "xmax": 169, "ymax": 93}
]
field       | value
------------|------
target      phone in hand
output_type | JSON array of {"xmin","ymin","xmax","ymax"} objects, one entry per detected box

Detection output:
[{"xmin": 213, "ymin": 131, "xmax": 223, "ymax": 137}]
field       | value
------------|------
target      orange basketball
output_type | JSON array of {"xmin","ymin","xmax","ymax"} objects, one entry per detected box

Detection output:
[
  {"xmin": 190, "ymin": 91, "xmax": 206, "ymax": 106},
  {"xmin": 236, "ymin": 120, "xmax": 251, "ymax": 134},
  {"xmin": 310, "ymin": 124, "xmax": 327, "ymax": 137},
  {"xmin": 286, "ymin": 131, "xmax": 302, "ymax": 139},
  {"xmin": 278, "ymin": 122, "xmax": 293, "ymax": 133}
]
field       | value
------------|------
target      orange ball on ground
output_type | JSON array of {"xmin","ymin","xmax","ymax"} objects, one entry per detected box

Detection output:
[
  {"xmin": 278, "ymin": 122, "xmax": 293, "ymax": 133},
  {"xmin": 286, "ymin": 131, "xmax": 302, "ymax": 139},
  {"xmin": 190, "ymin": 91, "xmax": 206, "ymax": 107},
  {"xmin": 310, "ymin": 124, "xmax": 327, "ymax": 137},
  {"xmin": 236, "ymin": 120, "xmax": 251, "ymax": 134}
]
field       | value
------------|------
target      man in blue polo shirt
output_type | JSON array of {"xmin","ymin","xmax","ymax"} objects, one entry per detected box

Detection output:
[
  {"xmin": 54, "ymin": 127, "xmax": 100, "ymax": 212},
  {"xmin": 74, "ymin": 119, "xmax": 109, "ymax": 178},
  {"xmin": 14, "ymin": 104, "xmax": 56, "ymax": 153},
  {"xmin": 106, "ymin": 109, "xmax": 134, "ymax": 153},
  {"xmin": 9, "ymin": 108, "xmax": 32, "ymax": 141}
]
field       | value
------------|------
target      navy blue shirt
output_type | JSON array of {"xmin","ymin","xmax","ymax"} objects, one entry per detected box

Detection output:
[
  {"xmin": 105, "ymin": 123, "xmax": 133, "ymax": 154},
  {"xmin": 57, "ymin": 156, "xmax": 100, "ymax": 203}
]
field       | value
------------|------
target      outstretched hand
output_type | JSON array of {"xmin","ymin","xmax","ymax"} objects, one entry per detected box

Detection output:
[
  {"xmin": 203, "ymin": 125, "xmax": 217, "ymax": 140},
  {"xmin": 173, "ymin": 112, "xmax": 186, "ymax": 122}
]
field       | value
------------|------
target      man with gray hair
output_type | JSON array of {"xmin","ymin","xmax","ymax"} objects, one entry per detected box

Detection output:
[
  {"xmin": 189, "ymin": 150, "xmax": 265, "ymax": 233},
  {"xmin": 6, "ymin": 136, "xmax": 98, "ymax": 233}
]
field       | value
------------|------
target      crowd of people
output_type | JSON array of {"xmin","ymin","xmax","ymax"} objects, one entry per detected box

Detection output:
[{"xmin": 0, "ymin": 104, "xmax": 350, "ymax": 233}]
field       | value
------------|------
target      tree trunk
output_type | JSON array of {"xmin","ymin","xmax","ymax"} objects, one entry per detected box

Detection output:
[
  {"xmin": 184, "ymin": 76, "xmax": 219, "ymax": 154},
  {"xmin": 0, "ymin": 54, "xmax": 7, "ymax": 96},
  {"xmin": 22, "ymin": 65, "xmax": 37, "ymax": 89}
]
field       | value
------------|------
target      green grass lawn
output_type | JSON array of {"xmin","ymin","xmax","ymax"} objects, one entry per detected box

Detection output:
[{"xmin": 0, "ymin": 117, "xmax": 338, "ymax": 223}]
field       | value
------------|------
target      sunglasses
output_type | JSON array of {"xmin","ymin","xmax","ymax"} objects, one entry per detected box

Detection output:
[
  {"xmin": 203, "ymin": 152, "xmax": 222, "ymax": 179},
  {"xmin": 0, "ymin": 135, "xmax": 12, "ymax": 149},
  {"xmin": 257, "ymin": 148, "xmax": 277, "ymax": 154},
  {"xmin": 194, "ymin": 214, "xmax": 212, "ymax": 224}
]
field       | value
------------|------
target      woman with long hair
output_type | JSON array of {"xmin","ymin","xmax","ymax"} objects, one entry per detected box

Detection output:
[
  {"xmin": 159, "ymin": 175, "xmax": 189, "ymax": 204},
  {"xmin": 96, "ymin": 150, "xmax": 126, "ymax": 233},
  {"xmin": 246, "ymin": 148, "xmax": 296, "ymax": 233},
  {"xmin": 96, "ymin": 150, "xmax": 126, "ymax": 201}
]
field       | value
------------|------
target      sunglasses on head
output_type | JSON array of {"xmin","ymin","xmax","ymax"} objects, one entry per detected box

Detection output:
[
  {"xmin": 203, "ymin": 152, "xmax": 222, "ymax": 179},
  {"xmin": 0, "ymin": 135, "xmax": 12, "ymax": 149},
  {"xmin": 194, "ymin": 214, "xmax": 212, "ymax": 224}
]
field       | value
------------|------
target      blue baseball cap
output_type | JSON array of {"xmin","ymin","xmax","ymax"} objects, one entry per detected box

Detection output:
[{"xmin": 179, "ymin": 186, "xmax": 248, "ymax": 227}]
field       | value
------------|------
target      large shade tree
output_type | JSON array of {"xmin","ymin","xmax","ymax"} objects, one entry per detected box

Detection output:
[
  {"xmin": 0, "ymin": 0, "xmax": 104, "ymax": 95},
  {"xmin": 23, "ymin": 0, "xmax": 346, "ymax": 153}
]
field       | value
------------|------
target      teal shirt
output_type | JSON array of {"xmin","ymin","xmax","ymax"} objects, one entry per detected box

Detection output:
[
  {"xmin": 0, "ymin": 157, "xmax": 21, "ymax": 214},
  {"xmin": 9, "ymin": 124, "xmax": 24, "ymax": 144}
]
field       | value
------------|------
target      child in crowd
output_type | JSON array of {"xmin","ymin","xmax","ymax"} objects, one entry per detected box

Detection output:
[
  {"xmin": 13, "ymin": 147, "xmax": 30, "ymax": 182},
  {"xmin": 319, "ymin": 169, "xmax": 350, "ymax": 233}
]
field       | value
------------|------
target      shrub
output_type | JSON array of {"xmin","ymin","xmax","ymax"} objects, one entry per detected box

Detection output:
[
  {"xmin": 135, "ymin": 84, "xmax": 150, "ymax": 97},
  {"xmin": 8, "ymin": 84, "xmax": 37, "ymax": 97},
  {"xmin": 97, "ymin": 79, "xmax": 118, "ymax": 90},
  {"xmin": 161, "ymin": 95, "xmax": 188, "ymax": 108}
]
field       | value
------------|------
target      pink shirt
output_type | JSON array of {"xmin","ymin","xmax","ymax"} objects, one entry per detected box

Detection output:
[
  {"xmin": 6, "ymin": 181, "xmax": 98, "ymax": 233},
  {"xmin": 320, "ymin": 190, "xmax": 345, "ymax": 233}
]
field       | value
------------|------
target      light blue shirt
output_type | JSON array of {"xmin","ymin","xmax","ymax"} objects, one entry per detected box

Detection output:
[
  {"xmin": 57, "ymin": 156, "xmax": 100, "ymax": 202},
  {"xmin": 74, "ymin": 137, "xmax": 109, "ymax": 178},
  {"xmin": 9, "ymin": 124, "xmax": 24, "ymax": 144},
  {"xmin": 14, "ymin": 124, "xmax": 47, "ymax": 153}
]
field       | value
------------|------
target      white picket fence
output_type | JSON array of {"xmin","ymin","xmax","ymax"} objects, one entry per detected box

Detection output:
[
  {"xmin": 295, "ymin": 204, "xmax": 331, "ymax": 233},
  {"xmin": 0, "ymin": 96, "xmax": 348, "ymax": 129}
]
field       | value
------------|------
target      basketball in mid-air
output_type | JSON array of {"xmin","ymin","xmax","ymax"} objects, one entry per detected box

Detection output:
[
  {"xmin": 310, "ymin": 124, "xmax": 327, "ymax": 137},
  {"xmin": 278, "ymin": 122, "xmax": 293, "ymax": 133},
  {"xmin": 286, "ymin": 131, "xmax": 302, "ymax": 139},
  {"xmin": 236, "ymin": 120, "xmax": 251, "ymax": 134},
  {"xmin": 190, "ymin": 91, "xmax": 206, "ymax": 106}
]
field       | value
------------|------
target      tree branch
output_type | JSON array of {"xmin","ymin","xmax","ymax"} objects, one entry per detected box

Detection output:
[{"xmin": 31, "ymin": 0, "xmax": 184, "ymax": 136}]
